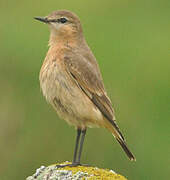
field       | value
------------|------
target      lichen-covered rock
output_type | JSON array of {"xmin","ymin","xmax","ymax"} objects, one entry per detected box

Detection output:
[{"xmin": 26, "ymin": 162, "xmax": 127, "ymax": 180}]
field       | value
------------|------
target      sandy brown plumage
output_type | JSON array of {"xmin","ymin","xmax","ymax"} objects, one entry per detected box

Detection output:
[{"xmin": 36, "ymin": 10, "xmax": 135, "ymax": 165}]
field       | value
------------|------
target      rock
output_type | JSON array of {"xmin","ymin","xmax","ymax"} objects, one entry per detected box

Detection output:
[{"xmin": 26, "ymin": 162, "xmax": 127, "ymax": 180}]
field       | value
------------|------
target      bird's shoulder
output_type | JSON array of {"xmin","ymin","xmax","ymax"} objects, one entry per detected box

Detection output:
[{"xmin": 63, "ymin": 48, "xmax": 105, "ymax": 94}]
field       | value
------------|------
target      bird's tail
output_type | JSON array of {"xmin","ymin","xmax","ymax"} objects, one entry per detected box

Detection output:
[
  {"xmin": 115, "ymin": 135, "xmax": 136, "ymax": 161},
  {"xmin": 107, "ymin": 122, "xmax": 136, "ymax": 161}
]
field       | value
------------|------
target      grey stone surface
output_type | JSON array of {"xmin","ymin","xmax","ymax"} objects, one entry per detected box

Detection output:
[{"xmin": 26, "ymin": 165, "xmax": 88, "ymax": 180}]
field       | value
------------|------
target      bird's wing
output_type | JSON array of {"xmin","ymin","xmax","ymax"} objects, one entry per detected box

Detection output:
[{"xmin": 64, "ymin": 53, "xmax": 124, "ymax": 140}]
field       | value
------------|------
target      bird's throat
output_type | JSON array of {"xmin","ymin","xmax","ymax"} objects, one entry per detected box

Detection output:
[{"xmin": 48, "ymin": 29, "xmax": 83, "ymax": 48}]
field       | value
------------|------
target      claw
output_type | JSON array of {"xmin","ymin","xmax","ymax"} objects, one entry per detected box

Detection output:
[{"xmin": 56, "ymin": 162, "xmax": 81, "ymax": 168}]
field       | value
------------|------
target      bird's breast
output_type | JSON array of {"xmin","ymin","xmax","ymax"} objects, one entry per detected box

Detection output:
[{"xmin": 39, "ymin": 57, "xmax": 67, "ymax": 102}]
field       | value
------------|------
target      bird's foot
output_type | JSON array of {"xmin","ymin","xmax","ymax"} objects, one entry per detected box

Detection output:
[
  {"xmin": 56, "ymin": 162, "xmax": 81, "ymax": 168},
  {"xmin": 56, "ymin": 162, "xmax": 89, "ymax": 168}
]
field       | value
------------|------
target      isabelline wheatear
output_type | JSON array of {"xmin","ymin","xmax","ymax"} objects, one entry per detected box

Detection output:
[{"xmin": 35, "ymin": 10, "xmax": 135, "ymax": 167}]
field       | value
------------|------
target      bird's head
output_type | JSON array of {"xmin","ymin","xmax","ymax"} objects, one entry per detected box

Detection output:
[{"xmin": 34, "ymin": 10, "xmax": 83, "ymax": 45}]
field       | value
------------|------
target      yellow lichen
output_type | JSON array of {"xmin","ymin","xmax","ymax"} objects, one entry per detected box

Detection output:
[{"xmin": 55, "ymin": 162, "xmax": 127, "ymax": 180}]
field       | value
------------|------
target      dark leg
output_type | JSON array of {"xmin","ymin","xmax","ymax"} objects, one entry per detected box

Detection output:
[
  {"xmin": 56, "ymin": 128, "xmax": 84, "ymax": 168},
  {"xmin": 77, "ymin": 129, "xmax": 86, "ymax": 164},
  {"xmin": 72, "ymin": 129, "xmax": 81, "ymax": 164}
]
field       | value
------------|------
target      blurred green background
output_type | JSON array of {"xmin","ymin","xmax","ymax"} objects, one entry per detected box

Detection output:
[{"xmin": 0, "ymin": 0, "xmax": 170, "ymax": 179}]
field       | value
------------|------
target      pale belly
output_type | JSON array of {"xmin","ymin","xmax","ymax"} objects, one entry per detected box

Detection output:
[{"xmin": 39, "ymin": 61, "xmax": 103, "ymax": 129}]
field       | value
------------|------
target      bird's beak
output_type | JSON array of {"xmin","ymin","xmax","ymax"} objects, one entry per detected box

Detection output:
[{"xmin": 34, "ymin": 16, "xmax": 49, "ymax": 23}]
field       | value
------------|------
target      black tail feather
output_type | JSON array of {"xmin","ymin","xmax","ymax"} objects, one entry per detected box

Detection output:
[{"xmin": 116, "ymin": 138, "xmax": 136, "ymax": 161}]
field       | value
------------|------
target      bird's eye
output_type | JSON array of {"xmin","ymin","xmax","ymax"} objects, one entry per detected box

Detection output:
[{"xmin": 58, "ymin": 17, "xmax": 68, "ymax": 24}]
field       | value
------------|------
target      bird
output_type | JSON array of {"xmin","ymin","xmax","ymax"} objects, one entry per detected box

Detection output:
[{"xmin": 34, "ymin": 10, "xmax": 136, "ymax": 167}]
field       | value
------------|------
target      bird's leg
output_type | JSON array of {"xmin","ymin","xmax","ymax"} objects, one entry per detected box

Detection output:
[
  {"xmin": 72, "ymin": 128, "xmax": 81, "ymax": 164},
  {"xmin": 76, "ymin": 129, "xmax": 86, "ymax": 165},
  {"xmin": 56, "ymin": 128, "xmax": 82, "ymax": 168}
]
